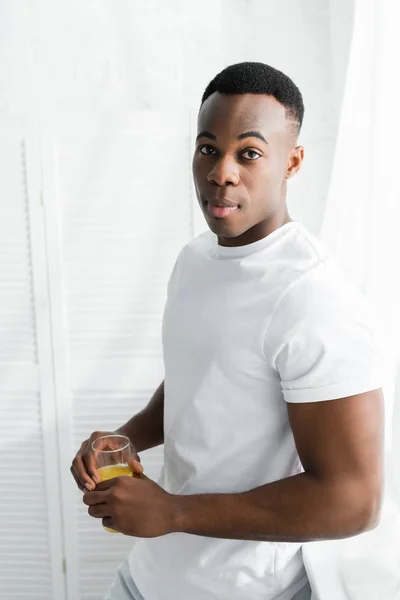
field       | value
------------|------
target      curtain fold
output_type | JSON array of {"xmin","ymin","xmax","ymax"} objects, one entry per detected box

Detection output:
[{"xmin": 303, "ymin": 0, "xmax": 400, "ymax": 597}]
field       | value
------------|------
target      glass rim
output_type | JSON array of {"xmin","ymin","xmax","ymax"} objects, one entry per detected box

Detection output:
[{"xmin": 91, "ymin": 434, "xmax": 131, "ymax": 453}]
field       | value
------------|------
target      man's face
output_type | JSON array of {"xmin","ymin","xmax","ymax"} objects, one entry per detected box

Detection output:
[{"xmin": 192, "ymin": 92, "xmax": 303, "ymax": 246}]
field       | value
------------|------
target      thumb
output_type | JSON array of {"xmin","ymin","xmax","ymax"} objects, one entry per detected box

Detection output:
[
  {"xmin": 94, "ymin": 477, "xmax": 115, "ymax": 492},
  {"xmin": 128, "ymin": 456, "xmax": 144, "ymax": 475}
]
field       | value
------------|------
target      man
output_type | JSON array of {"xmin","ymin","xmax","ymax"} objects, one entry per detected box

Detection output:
[{"xmin": 71, "ymin": 62, "xmax": 384, "ymax": 600}]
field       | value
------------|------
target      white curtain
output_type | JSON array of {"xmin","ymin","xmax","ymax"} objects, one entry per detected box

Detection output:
[{"xmin": 303, "ymin": 0, "xmax": 400, "ymax": 597}]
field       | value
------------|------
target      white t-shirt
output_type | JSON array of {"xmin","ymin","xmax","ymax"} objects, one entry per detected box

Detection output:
[{"xmin": 129, "ymin": 221, "xmax": 382, "ymax": 600}]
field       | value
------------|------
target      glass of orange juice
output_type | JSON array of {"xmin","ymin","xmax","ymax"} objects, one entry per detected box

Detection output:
[{"xmin": 91, "ymin": 434, "xmax": 135, "ymax": 533}]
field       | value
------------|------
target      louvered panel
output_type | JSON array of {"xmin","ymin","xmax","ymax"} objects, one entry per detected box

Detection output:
[
  {"xmin": 0, "ymin": 128, "xmax": 54, "ymax": 600},
  {"xmin": 0, "ymin": 137, "xmax": 37, "ymax": 364},
  {"xmin": 0, "ymin": 394, "xmax": 52, "ymax": 599}
]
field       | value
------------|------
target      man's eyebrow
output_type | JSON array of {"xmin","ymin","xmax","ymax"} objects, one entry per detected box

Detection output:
[
  {"xmin": 237, "ymin": 131, "xmax": 268, "ymax": 144},
  {"xmin": 196, "ymin": 131, "xmax": 216, "ymax": 141},
  {"xmin": 195, "ymin": 130, "xmax": 268, "ymax": 144}
]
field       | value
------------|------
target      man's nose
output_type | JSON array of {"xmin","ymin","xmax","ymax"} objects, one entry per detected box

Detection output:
[{"xmin": 207, "ymin": 156, "xmax": 240, "ymax": 186}]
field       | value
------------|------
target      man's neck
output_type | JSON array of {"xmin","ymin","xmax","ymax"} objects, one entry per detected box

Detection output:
[{"xmin": 218, "ymin": 210, "xmax": 292, "ymax": 248}]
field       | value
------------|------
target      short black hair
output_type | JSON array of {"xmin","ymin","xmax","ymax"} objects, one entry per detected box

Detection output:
[{"xmin": 201, "ymin": 61, "xmax": 304, "ymax": 133}]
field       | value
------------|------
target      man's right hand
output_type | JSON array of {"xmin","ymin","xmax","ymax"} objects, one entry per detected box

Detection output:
[{"xmin": 70, "ymin": 431, "xmax": 143, "ymax": 491}]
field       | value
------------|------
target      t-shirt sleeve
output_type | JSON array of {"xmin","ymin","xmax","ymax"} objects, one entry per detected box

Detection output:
[{"xmin": 263, "ymin": 262, "xmax": 383, "ymax": 403}]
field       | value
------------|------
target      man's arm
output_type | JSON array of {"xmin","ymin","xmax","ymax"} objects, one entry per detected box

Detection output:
[
  {"xmin": 117, "ymin": 380, "xmax": 165, "ymax": 452},
  {"xmin": 172, "ymin": 389, "xmax": 384, "ymax": 542}
]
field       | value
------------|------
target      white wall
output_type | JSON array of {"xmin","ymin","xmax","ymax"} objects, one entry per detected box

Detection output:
[
  {"xmin": 0, "ymin": 2, "xmax": 353, "ymax": 599},
  {"xmin": 0, "ymin": 0, "xmax": 351, "ymax": 234}
]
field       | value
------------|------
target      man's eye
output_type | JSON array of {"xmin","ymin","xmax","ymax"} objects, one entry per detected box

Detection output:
[
  {"xmin": 199, "ymin": 145, "xmax": 216, "ymax": 155},
  {"xmin": 242, "ymin": 150, "xmax": 261, "ymax": 160}
]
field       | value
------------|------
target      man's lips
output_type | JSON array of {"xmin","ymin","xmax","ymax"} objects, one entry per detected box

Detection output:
[
  {"xmin": 205, "ymin": 197, "xmax": 240, "ymax": 218},
  {"xmin": 206, "ymin": 203, "xmax": 239, "ymax": 218}
]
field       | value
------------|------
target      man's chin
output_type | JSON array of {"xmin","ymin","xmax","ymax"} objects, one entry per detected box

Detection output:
[{"xmin": 205, "ymin": 217, "xmax": 240, "ymax": 238}]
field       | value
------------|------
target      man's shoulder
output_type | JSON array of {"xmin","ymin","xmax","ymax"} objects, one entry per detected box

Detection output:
[
  {"xmin": 285, "ymin": 224, "xmax": 362, "ymax": 298},
  {"xmin": 276, "ymin": 256, "xmax": 370, "ymax": 331},
  {"xmin": 186, "ymin": 229, "xmax": 214, "ymax": 252},
  {"xmin": 166, "ymin": 230, "xmax": 213, "ymax": 294},
  {"xmin": 267, "ymin": 223, "xmax": 370, "ymax": 322},
  {"xmin": 252, "ymin": 222, "xmax": 331, "ymax": 299},
  {"xmin": 276, "ymin": 222, "xmax": 329, "ymax": 267},
  {"xmin": 177, "ymin": 229, "xmax": 214, "ymax": 263}
]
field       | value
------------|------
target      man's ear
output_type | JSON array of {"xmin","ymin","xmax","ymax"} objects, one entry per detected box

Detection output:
[{"xmin": 285, "ymin": 146, "xmax": 304, "ymax": 179}]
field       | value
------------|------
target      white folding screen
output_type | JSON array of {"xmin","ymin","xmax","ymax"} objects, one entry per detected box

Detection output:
[
  {"xmin": 41, "ymin": 112, "xmax": 194, "ymax": 599},
  {"xmin": 0, "ymin": 117, "xmax": 65, "ymax": 600}
]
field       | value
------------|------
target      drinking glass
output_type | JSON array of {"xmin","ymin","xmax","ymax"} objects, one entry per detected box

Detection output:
[{"xmin": 91, "ymin": 434, "xmax": 134, "ymax": 533}]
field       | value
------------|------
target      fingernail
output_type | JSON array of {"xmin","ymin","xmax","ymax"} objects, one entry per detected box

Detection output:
[
  {"xmin": 93, "ymin": 475, "xmax": 100, "ymax": 484},
  {"xmin": 85, "ymin": 482, "xmax": 93, "ymax": 491}
]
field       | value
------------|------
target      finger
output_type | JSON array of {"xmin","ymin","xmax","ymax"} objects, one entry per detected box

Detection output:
[
  {"xmin": 88, "ymin": 504, "xmax": 109, "ymax": 518},
  {"xmin": 132, "ymin": 451, "xmax": 141, "ymax": 463},
  {"xmin": 82, "ymin": 448, "xmax": 100, "ymax": 485},
  {"xmin": 83, "ymin": 490, "xmax": 109, "ymax": 506},
  {"xmin": 70, "ymin": 466, "xmax": 85, "ymax": 492},
  {"xmin": 128, "ymin": 457, "xmax": 144, "ymax": 475},
  {"xmin": 94, "ymin": 477, "xmax": 120, "ymax": 492},
  {"xmin": 86, "ymin": 435, "xmax": 124, "ymax": 482},
  {"xmin": 102, "ymin": 517, "xmax": 116, "ymax": 531},
  {"xmin": 72, "ymin": 454, "xmax": 97, "ymax": 490}
]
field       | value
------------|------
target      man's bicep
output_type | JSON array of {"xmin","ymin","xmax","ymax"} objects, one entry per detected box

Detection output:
[{"xmin": 287, "ymin": 389, "xmax": 385, "ymax": 486}]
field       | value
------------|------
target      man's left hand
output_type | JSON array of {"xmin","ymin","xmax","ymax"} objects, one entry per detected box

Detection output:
[{"xmin": 82, "ymin": 474, "xmax": 178, "ymax": 537}]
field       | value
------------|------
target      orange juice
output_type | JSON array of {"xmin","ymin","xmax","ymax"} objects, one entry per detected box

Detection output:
[
  {"xmin": 98, "ymin": 464, "xmax": 133, "ymax": 482},
  {"xmin": 97, "ymin": 464, "xmax": 133, "ymax": 532}
]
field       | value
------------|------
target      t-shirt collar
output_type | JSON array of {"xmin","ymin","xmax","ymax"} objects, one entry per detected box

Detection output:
[{"xmin": 211, "ymin": 221, "xmax": 299, "ymax": 260}]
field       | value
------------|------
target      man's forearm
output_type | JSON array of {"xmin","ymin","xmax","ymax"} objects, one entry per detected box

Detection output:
[
  {"xmin": 172, "ymin": 471, "xmax": 381, "ymax": 543},
  {"xmin": 117, "ymin": 381, "xmax": 164, "ymax": 452}
]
